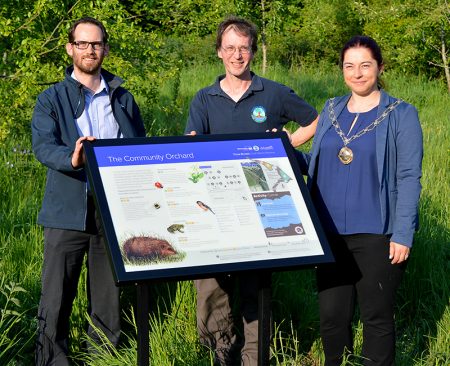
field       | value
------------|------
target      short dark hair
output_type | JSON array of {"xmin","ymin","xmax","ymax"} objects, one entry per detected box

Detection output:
[
  {"xmin": 340, "ymin": 35, "xmax": 383, "ymax": 67},
  {"xmin": 216, "ymin": 16, "xmax": 258, "ymax": 53},
  {"xmin": 68, "ymin": 17, "xmax": 108, "ymax": 44},
  {"xmin": 340, "ymin": 35, "xmax": 385, "ymax": 88}
]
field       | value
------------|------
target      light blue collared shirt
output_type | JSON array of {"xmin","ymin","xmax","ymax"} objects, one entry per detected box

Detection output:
[{"xmin": 72, "ymin": 72, "xmax": 122, "ymax": 139}]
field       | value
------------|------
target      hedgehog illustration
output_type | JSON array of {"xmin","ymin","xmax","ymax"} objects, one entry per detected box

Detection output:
[{"xmin": 122, "ymin": 236, "xmax": 177, "ymax": 261}]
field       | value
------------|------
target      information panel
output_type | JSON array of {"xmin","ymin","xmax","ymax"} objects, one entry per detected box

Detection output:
[{"xmin": 84, "ymin": 133, "xmax": 333, "ymax": 284}]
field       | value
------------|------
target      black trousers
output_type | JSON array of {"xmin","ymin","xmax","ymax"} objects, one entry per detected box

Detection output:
[
  {"xmin": 35, "ymin": 200, "xmax": 120, "ymax": 366},
  {"xmin": 317, "ymin": 234, "xmax": 406, "ymax": 366}
]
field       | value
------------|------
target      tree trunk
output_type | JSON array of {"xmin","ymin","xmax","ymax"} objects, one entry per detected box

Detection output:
[
  {"xmin": 261, "ymin": 0, "xmax": 267, "ymax": 75},
  {"xmin": 262, "ymin": 39, "xmax": 267, "ymax": 75},
  {"xmin": 441, "ymin": 29, "xmax": 450, "ymax": 94}
]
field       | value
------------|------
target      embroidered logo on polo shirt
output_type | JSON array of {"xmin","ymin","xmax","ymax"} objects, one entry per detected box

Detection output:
[{"xmin": 251, "ymin": 106, "xmax": 267, "ymax": 123}]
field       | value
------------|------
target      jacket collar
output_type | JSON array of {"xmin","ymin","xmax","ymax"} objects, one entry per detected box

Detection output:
[
  {"xmin": 64, "ymin": 66, "xmax": 124, "ymax": 119},
  {"xmin": 64, "ymin": 66, "xmax": 123, "ymax": 93},
  {"xmin": 376, "ymin": 89, "xmax": 395, "ymax": 185},
  {"xmin": 378, "ymin": 89, "xmax": 397, "ymax": 111},
  {"xmin": 329, "ymin": 89, "xmax": 394, "ymax": 117}
]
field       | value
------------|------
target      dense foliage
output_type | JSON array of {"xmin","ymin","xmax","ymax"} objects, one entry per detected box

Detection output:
[
  {"xmin": 0, "ymin": 0, "xmax": 449, "ymax": 143},
  {"xmin": 0, "ymin": 1, "xmax": 449, "ymax": 364}
]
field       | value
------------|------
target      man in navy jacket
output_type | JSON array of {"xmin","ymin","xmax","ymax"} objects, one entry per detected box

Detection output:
[{"xmin": 32, "ymin": 17, "xmax": 145, "ymax": 365}]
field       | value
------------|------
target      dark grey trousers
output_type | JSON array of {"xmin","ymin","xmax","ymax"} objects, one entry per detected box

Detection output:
[
  {"xmin": 195, "ymin": 273, "xmax": 260, "ymax": 366},
  {"xmin": 35, "ymin": 204, "xmax": 120, "ymax": 366}
]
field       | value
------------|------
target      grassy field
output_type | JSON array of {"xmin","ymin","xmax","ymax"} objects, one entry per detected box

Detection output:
[{"xmin": 0, "ymin": 63, "xmax": 449, "ymax": 365}]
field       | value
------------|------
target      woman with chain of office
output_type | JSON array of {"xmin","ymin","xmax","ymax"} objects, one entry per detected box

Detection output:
[{"xmin": 294, "ymin": 35, "xmax": 423, "ymax": 365}]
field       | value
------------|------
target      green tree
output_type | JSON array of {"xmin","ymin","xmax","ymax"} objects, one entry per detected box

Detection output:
[
  {"xmin": 416, "ymin": 0, "xmax": 450, "ymax": 93},
  {"xmin": 0, "ymin": 0, "xmax": 176, "ymax": 143},
  {"xmin": 355, "ymin": 0, "xmax": 450, "ymax": 91},
  {"xmin": 295, "ymin": 0, "xmax": 362, "ymax": 64}
]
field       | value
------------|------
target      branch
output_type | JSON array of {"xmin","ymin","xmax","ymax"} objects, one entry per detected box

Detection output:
[
  {"xmin": 0, "ymin": 69, "xmax": 22, "ymax": 81},
  {"xmin": 40, "ymin": 0, "xmax": 82, "ymax": 50},
  {"xmin": 428, "ymin": 60, "xmax": 446, "ymax": 68},
  {"xmin": 15, "ymin": 4, "xmax": 44, "ymax": 32},
  {"xmin": 444, "ymin": 0, "xmax": 450, "ymax": 25},
  {"xmin": 37, "ymin": 81, "xmax": 59, "ymax": 85},
  {"xmin": 427, "ymin": 41, "xmax": 442, "ymax": 53},
  {"xmin": 38, "ymin": 42, "xmax": 62, "ymax": 57},
  {"xmin": 40, "ymin": 19, "xmax": 66, "ymax": 50},
  {"xmin": 0, "ymin": 73, "xmax": 59, "ymax": 85}
]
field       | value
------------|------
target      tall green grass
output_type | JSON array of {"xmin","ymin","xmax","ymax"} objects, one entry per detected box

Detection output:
[{"xmin": 0, "ymin": 64, "xmax": 448, "ymax": 365}]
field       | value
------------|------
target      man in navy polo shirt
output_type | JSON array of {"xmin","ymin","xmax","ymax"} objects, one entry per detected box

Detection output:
[{"xmin": 185, "ymin": 16, "xmax": 318, "ymax": 366}]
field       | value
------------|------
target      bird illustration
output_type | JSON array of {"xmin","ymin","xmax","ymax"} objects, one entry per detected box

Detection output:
[
  {"xmin": 251, "ymin": 159, "xmax": 274, "ymax": 171},
  {"xmin": 248, "ymin": 158, "xmax": 292, "ymax": 191},
  {"xmin": 196, "ymin": 200, "xmax": 215, "ymax": 214}
]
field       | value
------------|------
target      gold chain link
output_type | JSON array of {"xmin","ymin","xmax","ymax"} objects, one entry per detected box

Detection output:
[{"xmin": 328, "ymin": 98, "xmax": 402, "ymax": 146}]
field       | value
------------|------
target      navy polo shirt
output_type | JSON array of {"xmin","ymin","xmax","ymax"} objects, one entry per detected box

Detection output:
[{"xmin": 185, "ymin": 73, "xmax": 318, "ymax": 134}]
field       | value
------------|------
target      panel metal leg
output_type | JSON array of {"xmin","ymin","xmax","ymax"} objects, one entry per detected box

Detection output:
[
  {"xmin": 136, "ymin": 283, "xmax": 150, "ymax": 366},
  {"xmin": 258, "ymin": 272, "xmax": 271, "ymax": 366}
]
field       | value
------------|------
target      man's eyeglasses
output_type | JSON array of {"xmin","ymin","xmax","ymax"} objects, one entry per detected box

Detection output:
[
  {"xmin": 72, "ymin": 41, "xmax": 105, "ymax": 50},
  {"xmin": 221, "ymin": 46, "xmax": 252, "ymax": 55}
]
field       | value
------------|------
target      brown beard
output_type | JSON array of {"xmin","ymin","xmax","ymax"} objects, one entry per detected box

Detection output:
[{"xmin": 77, "ymin": 57, "xmax": 102, "ymax": 75}]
